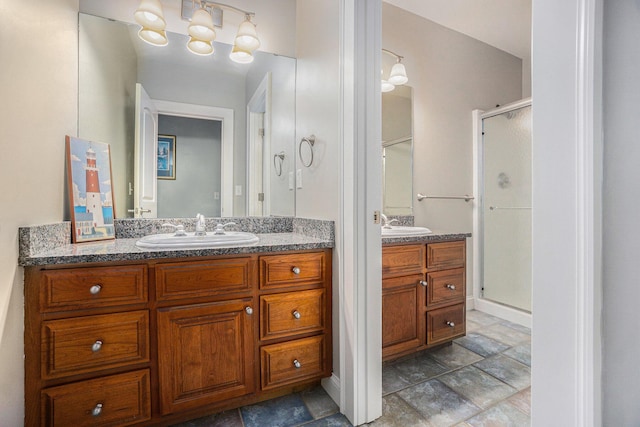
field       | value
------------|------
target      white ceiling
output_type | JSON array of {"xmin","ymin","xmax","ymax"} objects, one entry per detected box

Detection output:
[{"xmin": 384, "ymin": 0, "xmax": 531, "ymax": 60}]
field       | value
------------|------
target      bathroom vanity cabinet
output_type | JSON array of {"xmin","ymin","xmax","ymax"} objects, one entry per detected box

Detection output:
[
  {"xmin": 382, "ymin": 240, "xmax": 466, "ymax": 361},
  {"xmin": 24, "ymin": 249, "xmax": 332, "ymax": 426}
]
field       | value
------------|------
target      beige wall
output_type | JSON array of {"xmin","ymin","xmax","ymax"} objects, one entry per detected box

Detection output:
[
  {"xmin": 295, "ymin": 0, "xmax": 342, "ymax": 376},
  {"xmin": 0, "ymin": 0, "xmax": 79, "ymax": 424}
]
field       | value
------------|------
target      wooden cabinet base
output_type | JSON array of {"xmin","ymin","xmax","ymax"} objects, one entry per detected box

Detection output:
[
  {"xmin": 25, "ymin": 249, "xmax": 332, "ymax": 426},
  {"xmin": 383, "ymin": 240, "xmax": 467, "ymax": 361}
]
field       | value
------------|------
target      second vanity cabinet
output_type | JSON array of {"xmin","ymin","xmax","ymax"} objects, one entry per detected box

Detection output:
[
  {"xmin": 25, "ymin": 249, "xmax": 332, "ymax": 426},
  {"xmin": 382, "ymin": 240, "xmax": 466, "ymax": 361}
]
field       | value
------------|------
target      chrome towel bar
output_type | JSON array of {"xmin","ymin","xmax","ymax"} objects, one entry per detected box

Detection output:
[
  {"xmin": 416, "ymin": 193, "xmax": 474, "ymax": 202},
  {"xmin": 489, "ymin": 206, "xmax": 531, "ymax": 210}
]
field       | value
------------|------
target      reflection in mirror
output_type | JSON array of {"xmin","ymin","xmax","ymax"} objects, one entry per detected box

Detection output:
[
  {"xmin": 382, "ymin": 85, "xmax": 413, "ymax": 215},
  {"xmin": 78, "ymin": 13, "xmax": 296, "ymax": 219}
]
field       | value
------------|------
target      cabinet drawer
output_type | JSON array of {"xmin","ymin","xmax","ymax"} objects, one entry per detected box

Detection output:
[
  {"xmin": 155, "ymin": 258, "xmax": 253, "ymax": 301},
  {"xmin": 260, "ymin": 252, "xmax": 325, "ymax": 289},
  {"xmin": 41, "ymin": 266, "xmax": 147, "ymax": 312},
  {"xmin": 382, "ymin": 245, "xmax": 425, "ymax": 278},
  {"xmin": 40, "ymin": 369, "xmax": 151, "ymax": 426},
  {"xmin": 261, "ymin": 335, "xmax": 326, "ymax": 390},
  {"xmin": 426, "ymin": 241, "xmax": 465, "ymax": 270},
  {"xmin": 427, "ymin": 303, "xmax": 466, "ymax": 345},
  {"xmin": 260, "ymin": 289, "xmax": 325, "ymax": 340},
  {"xmin": 426, "ymin": 268, "xmax": 465, "ymax": 306},
  {"xmin": 41, "ymin": 311, "xmax": 149, "ymax": 380}
]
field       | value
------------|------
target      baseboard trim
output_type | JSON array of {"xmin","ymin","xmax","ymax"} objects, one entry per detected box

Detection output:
[
  {"xmin": 321, "ymin": 374, "xmax": 341, "ymax": 407},
  {"xmin": 473, "ymin": 297, "xmax": 532, "ymax": 328},
  {"xmin": 466, "ymin": 295, "xmax": 475, "ymax": 310}
]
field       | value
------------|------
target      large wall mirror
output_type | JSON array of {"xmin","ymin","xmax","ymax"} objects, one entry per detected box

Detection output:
[
  {"xmin": 78, "ymin": 13, "xmax": 296, "ymax": 219},
  {"xmin": 382, "ymin": 85, "xmax": 413, "ymax": 215}
]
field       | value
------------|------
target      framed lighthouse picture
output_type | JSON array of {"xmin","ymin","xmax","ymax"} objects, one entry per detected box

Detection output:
[{"xmin": 66, "ymin": 136, "xmax": 116, "ymax": 243}]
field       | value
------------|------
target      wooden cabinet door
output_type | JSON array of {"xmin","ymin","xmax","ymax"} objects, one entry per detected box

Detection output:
[
  {"xmin": 157, "ymin": 298, "xmax": 255, "ymax": 415},
  {"xmin": 382, "ymin": 274, "xmax": 425, "ymax": 360}
]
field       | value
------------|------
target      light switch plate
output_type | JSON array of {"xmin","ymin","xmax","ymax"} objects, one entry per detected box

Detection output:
[{"xmin": 296, "ymin": 169, "xmax": 302, "ymax": 189}]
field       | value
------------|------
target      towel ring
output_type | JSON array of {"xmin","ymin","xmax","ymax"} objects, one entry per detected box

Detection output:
[
  {"xmin": 273, "ymin": 152, "xmax": 285, "ymax": 177},
  {"xmin": 299, "ymin": 135, "xmax": 316, "ymax": 167}
]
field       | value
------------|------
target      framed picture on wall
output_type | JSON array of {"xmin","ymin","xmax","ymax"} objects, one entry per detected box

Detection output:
[
  {"xmin": 65, "ymin": 135, "xmax": 116, "ymax": 243},
  {"xmin": 157, "ymin": 134, "xmax": 176, "ymax": 180}
]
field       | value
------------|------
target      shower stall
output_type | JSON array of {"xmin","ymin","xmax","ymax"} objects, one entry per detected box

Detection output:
[{"xmin": 472, "ymin": 99, "xmax": 532, "ymax": 326}]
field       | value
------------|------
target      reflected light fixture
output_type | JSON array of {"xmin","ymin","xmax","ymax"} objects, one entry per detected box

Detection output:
[
  {"xmin": 134, "ymin": 0, "xmax": 261, "ymax": 63},
  {"xmin": 187, "ymin": 5, "xmax": 216, "ymax": 55},
  {"xmin": 382, "ymin": 49, "xmax": 409, "ymax": 92},
  {"xmin": 134, "ymin": 0, "xmax": 168, "ymax": 46}
]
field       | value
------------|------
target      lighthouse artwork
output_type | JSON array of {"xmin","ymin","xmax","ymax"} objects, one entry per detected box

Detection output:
[{"xmin": 66, "ymin": 136, "xmax": 116, "ymax": 242}]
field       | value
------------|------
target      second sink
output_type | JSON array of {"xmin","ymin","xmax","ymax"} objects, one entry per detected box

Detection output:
[{"xmin": 381, "ymin": 226, "xmax": 432, "ymax": 237}]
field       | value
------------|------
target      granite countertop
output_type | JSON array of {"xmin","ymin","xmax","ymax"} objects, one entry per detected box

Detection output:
[
  {"xmin": 18, "ymin": 217, "xmax": 334, "ymax": 267},
  {"xmin": 381, "ymin": 230, "xmax": 471, "ymax": 245},
  {"xmin": 18, "ymin": 218, "xmax": 468, "ymax": 266},
  {"xmin": 19, "ymin": 233, "xmax": 333, "ymax": 266}
]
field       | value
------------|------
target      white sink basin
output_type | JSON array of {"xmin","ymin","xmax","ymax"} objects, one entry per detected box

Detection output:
[
  {"xmin": 381, "ymin": 226, "xmax": 432, "ymax": 237},
  {"xmin": 136, "ymin": 231, "xmax": 259, "ymax": 249}
]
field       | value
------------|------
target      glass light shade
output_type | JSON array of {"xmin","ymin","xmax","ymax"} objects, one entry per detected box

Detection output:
[
  {"xmin": 234, "ymin": 18, "xmax": 260, "ymax": 51},
  {"xmin": 381, "ymin": 80, "xmax": 395, "ymax": 92},
  {"xmin": 388, "ymin": 62, "xmax": 408, "ymax": 85},
  {"xmin": 187, "ymin": 37, "xmax": 214, "ymax": 55},
  {"xmin": 229, "ymin": 44, "xmax": 254, "ymax": 64},
  {"xmin": 134, "ymin": 0, "xmax": 166, "ymax": 31},
  {"xmin": 138, "ymin": 27, "xmax": 168, "ymax": 46},
  {"xmin": 188, "ymin": 8, "xmax": 216, "ymax": 41}
]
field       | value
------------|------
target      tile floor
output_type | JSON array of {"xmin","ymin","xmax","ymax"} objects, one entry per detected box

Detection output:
[{"xmin": 172, "ymin": 310, "xmax": 531, "ymax": 427}]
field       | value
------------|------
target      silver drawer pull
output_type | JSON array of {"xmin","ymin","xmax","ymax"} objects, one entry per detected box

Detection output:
[
  {"xmin": 91, "ymin": 340, "xmax": 103, "ymax": 352},
  {"xmin": 293, "ymin": 359, "xmax": 302, "ymax": 369},
  {"xmin": 89, "ymin": 284, "xmax": 102, "ymax": 295},
  {"xmin": 292, "ymin": 310, "xmax": 301, "ymax": 319},
  {"xmin": 292, "ymin": 266, "xmax": 301, "ymax": 275},
  {"xmin": 446, "ymin": 284, "xmax": 456, "ymax": 290},
  {"xmin": 92, "ymin": 403, "xmax": 103, "ymax": 417},
  {"xmin": 419, "ymin": 280, "xmax": 428, "ymax": 287},
  {"xmin": 446, "ymin": 321, "xmax": 455, "ymax": 328},
  {"xmin": 245, "ymin": 306, "xmax": 253, "ymax": 315}
]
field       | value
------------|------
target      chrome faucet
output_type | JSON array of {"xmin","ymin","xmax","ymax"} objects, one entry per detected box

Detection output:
[
  {"xmin": 380, "ymin": 213, "xmax": 399, "ymax": 229},
  {"xmin": 195, "ymin": 213, "xmax": 207, "ymax": 236}
]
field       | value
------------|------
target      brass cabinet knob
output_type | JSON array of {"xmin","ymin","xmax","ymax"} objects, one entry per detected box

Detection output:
[
  {"xmin": 293, "ymin": 359, "xmax": 302, "ymax": 369},
  {"xmin": 446, "ymin": 284, "xmax": 456, "ymax": 290},
  {"xmin": 91, "ymin": 340, "xmax": 103, "ymax": 352},
  {"xmin": 292, "ymin": 310, "xmax": 301, "ymax": 319},
  {"xmin": 89, "ymin": 284, "xmax": 102, "ymax": 295},
  {"xmin": 292, "ymin": 267, "xmax": 301, "ymax": 275},
  {"xmin": 446, "ymin": 321, "xmax": 455, "ymax": 328},
  {"xmin": 419, "ymin": 280, "xmax": 428, "ymax": 287},
  {"xmin": 245, "ymin": 306, "xmax": 253, "ymax": 315}
]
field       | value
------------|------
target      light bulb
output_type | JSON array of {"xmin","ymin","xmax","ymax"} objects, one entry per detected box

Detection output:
[
  {"xmin": 134, "ymin": 0, "xmax": 166, "ymax": 31},
  {"xmin": 138, "ymin": 27, "xmax": 168, "ymax": 46},
  {"xmin": 234, "ymin": 17, "xmax": 260, "ymax": 51},
  {"xmin": 187, "ymin": 37, "xmax": 214, "ymax": 55},
  {"xmin": 188, "ymin": 8, "xmax": 216, "ymax": 41},
  {"xmin": 381, "ymin": 80, "xmax": 395, "ymax": 92},
  {"xmin": 388, "ymin": 62, "xmax": 408, "ymax": 85},
  {"xmin": 229, "ymin": 44, "xmax": 254, "ymax": 63}
]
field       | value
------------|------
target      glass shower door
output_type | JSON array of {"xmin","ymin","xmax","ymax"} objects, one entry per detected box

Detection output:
[{"xmin": 482, "ymin": 105, "xmax": 532, "ymax": 312}]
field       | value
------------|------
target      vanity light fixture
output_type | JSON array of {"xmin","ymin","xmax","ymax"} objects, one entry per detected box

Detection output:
[
  {"xmin": 134, "ymin": 0, "xmax": 168, "ymax": 46},
  {"xmin": 134, "ymin": 0, "xmax": 261, "ymax": 63},
  {"xmin": 382, "ymin": 49, "xmax": 409, "ymax": 92}
]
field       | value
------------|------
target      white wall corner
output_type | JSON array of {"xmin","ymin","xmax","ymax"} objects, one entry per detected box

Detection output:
[{"xmin": 321, "ymin": 374, "xmax": 341, "ymax": 407}]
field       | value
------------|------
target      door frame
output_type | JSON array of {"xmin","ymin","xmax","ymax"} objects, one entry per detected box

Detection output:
[
  {"xmin": 153, "ymin": 100, "xmax": 234, "ymax": 217},
  {"xmin": 246, "ymin": 73, "xmax": 272, "ymax": 217}
]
